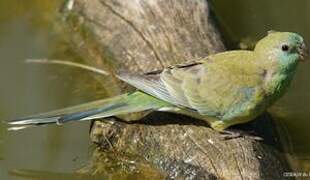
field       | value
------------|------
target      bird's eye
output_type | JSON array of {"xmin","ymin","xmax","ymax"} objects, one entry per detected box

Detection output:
[{"xmin": 281, "ymin": 44, "xmax": 290, "ymax": 52}]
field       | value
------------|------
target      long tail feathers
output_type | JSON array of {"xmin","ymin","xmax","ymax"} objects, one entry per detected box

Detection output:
[{"xmin": 8, "ymin": 91, "xmax": 170, "ymax": 131}]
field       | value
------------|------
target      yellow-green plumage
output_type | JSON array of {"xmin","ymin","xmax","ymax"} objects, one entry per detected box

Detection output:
[{"xmin": 8, "ymin": 32, "xmax": 308, "ymax": 132}]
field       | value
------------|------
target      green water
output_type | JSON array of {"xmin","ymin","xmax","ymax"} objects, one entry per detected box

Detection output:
[
  {"xmin": 0, "ymin": 0, "xmax": 310, "ymax": 179},
  {"xmin": 0, "ymin": 1, "xmax": 103, "ymax": 179}
]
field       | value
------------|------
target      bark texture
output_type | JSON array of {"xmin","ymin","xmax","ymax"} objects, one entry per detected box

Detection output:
[{"xmin": 62, "ymin": 0, "xmax": 292, "ymax": 179}]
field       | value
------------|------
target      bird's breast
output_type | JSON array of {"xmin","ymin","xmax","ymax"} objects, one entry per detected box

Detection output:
[{"xmin": 264, "ymin": 71, "xmax": 295, "ymax": 104}]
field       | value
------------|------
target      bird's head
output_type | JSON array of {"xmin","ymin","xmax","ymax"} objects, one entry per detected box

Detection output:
[{"xmin": 254, "ymin": 31, "xmax": 308, "ymax": 72}]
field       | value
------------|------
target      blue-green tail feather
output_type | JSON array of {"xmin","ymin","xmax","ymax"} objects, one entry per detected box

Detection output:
[{"xmin": 8, "ymin": 91, "xmax": 171, "ymax": 130}]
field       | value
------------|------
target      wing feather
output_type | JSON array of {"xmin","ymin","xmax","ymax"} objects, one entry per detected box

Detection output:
[
  {"xmin": 118, "ymin": 51, "xmax": 265, "ymax": 118},
  {"xmin": 118, "ymin": 72, "xmax": 179, "ymax": 105}
]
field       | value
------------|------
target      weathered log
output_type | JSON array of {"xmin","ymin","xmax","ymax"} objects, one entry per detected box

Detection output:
[{"xmin": 61, "ymin": 0, "xmax": 292, "ymax": 179}]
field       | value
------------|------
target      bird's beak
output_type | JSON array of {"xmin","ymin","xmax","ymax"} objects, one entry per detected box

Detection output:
[{"xmin": 298, "ymin": 42, "xmax": 309, "ymax": 61}]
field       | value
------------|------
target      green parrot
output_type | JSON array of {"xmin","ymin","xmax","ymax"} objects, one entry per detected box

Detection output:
[{"xmin": 8, "ymin": 31, "xmax": 308, "ymax": 134}]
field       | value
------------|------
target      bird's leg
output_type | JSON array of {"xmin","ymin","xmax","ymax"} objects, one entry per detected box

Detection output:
[
  {"xmin": 219, "ymin": 129, "xmax": 263, "ymax": 141},
  {"xmin": 211, "ymin": 120, "xmax": 261, "ymax": 140}
]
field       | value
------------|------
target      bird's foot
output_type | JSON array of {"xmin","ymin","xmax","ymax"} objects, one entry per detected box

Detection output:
[{"xmin": 220, "ymin": 129, "xmax": 263, "ymax": 141}]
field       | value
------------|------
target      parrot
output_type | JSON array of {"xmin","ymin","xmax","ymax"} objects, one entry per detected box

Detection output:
[{"xmin": 8, "ymin": 31, "xmax": 308, "ymax": 137}]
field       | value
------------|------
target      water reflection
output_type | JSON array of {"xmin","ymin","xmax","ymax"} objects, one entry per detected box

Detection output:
[
  {"xmin": 9, "ymin": 169, "xmax": 98, "ymax": 180},
  {"xmin": 0, "ymin": 1, "xmax": 97, "ymax": 179}
]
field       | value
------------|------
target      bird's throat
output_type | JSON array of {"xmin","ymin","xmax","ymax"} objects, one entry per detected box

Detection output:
[{"xmin": 264, "ymin": 69, "xmax": 296, "ymax": 102}]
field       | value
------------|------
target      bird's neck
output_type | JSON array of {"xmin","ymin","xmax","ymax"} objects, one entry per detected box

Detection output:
[{"xmin": 263, "ymin": 61, "xmax": 298, "ymax": 100}]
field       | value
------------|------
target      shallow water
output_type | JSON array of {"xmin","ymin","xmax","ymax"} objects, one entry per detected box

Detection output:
[
  {"xmin": 0, "ymin": 0, "xmax": 310, "ymax": 179},
  {"xmin": 0, "ymin": 1, "xmax": 101, "ymax": 179}
]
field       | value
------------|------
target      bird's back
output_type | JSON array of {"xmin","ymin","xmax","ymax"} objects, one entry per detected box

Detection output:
[{"xmin": 119, "ymin": 50, "xmax": 267, "ymax": 120}]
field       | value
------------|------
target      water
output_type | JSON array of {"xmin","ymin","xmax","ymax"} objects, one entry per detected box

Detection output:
[
  {"xmin": 0, "ymin": 1, "xmax": 100, "ymax": 179},
  {"xmin": 1, "ymin": 0, "xmax": 310, "ymax": 179}
]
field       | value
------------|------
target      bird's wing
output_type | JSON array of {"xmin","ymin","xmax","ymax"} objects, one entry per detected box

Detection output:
[
  {"xmin": 119, "ymin": 51, "xmax": 266, "ymax": 117},
  {"xmin": 118, "ymin": 61, "xmax": 204, "ymax": 108}
]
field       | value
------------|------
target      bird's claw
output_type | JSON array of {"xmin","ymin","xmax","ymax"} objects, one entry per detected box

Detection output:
[{"xmin": 220, "ymin": 130, "xmax": 263, "ymax": 141}]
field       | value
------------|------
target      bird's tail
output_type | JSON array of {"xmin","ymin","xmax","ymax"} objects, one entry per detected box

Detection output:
[{"xmin": 8, "ymin": 91, "xmax": 170, "ymax": 131}]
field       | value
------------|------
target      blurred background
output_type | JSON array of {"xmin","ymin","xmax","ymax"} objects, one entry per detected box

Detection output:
[
  {"xmin": 0, "ymin": 0, "xmax": 310, "ymax": 179},
  {"xmin": 0, "ymin": 1, "xmax": 106, "ymax": 179}
]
